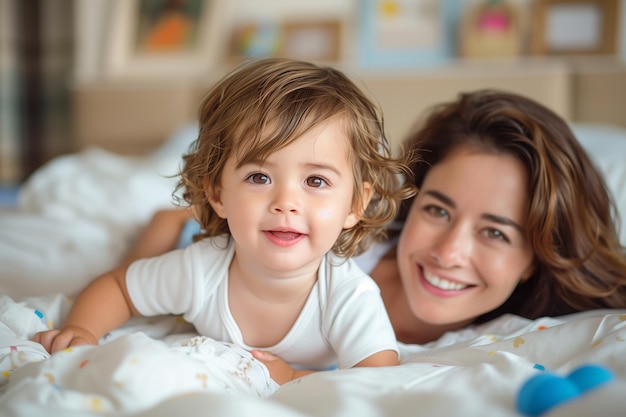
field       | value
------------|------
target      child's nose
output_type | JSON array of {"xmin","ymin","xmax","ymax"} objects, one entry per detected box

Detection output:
[{"xmin": 271, "ymin": 185, "xmax": 300, "ymax": 214}]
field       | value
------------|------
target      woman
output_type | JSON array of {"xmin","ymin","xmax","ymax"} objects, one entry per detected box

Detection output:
[
  {"xmin": 119, "ymin": 89, "xmax": 626, "ymax": 347},
  {"xmin": 364, "ymin": 89, "xmax": 626, "ymax": 344}
]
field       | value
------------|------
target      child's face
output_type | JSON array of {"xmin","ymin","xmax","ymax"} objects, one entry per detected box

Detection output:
[
  {"xmin": 396, "ymin": 147, "xmax": 534, "ymax": 327},
  {"xmin": 208, "ymin": 117, "xmax": 370, "ymax": 276}
]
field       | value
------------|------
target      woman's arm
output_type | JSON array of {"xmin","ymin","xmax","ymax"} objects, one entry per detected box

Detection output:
[
  {"xmin": 120, "ymin": 208, "xmax": 194, "ymax": 267},
  {"xmin": 32, "ymin": 266, "xmax": 139, "ymax": 353}
]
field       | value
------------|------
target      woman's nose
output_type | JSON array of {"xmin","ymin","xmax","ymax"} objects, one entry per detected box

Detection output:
[{"xmin": 429, "ymin": 225, "xmax": 472, "ymax": 268}]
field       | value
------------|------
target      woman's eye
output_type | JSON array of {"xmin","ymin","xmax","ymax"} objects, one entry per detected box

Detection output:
[
  {"xmin": 306, "ymin": 176, "xmax": 328, "ymax": 188},
  {"xmin": 484, "ymin": 228, "xmax": 509, "ymax": 242},
  {"xmin": 425, "ymin": 205, "xmax": 448, "ymax": 219},
  {"xmin": 246, "ymin": 173, "xmax": 270, "ymax": 184}
]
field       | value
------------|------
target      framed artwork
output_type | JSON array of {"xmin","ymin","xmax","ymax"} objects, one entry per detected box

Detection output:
[
  {"xmin": 458, "ymin": 0, "xmax": 524, "ymax": 58},
  {"xmin": 279, "ymin": 20, "xmax": 342, "ymax": 62},
  {"xmin": 356, "ymin": 0, "xmax": 461, "ymax": 69},
  {"xmin": 227, "ymin": 21, "xmax": 282, "ymax": 62},
  {"xmin": 104, "ymin": 0, "xmax": 229, "ymax": 79},
  {"xmin": 531, "ymin": 0, "xmax": 617, "ymax": 55}
]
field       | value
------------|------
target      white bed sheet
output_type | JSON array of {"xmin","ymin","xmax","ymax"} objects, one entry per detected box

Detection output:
[
  {"xmin": 1, "ymin": 122, "xmax": 626, "ymax": 416},
  {"xmin": 0, "ymin": 293, "xmax": 624, "ymax": 416}
]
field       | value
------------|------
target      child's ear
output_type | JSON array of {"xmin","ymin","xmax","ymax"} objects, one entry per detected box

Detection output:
[
  {"xmin": 343, "ymin": 182, "xmax": 373, "ymax": 229},
  {"xmin": 205, "ymin": 181, "xmax": 227, "ymax": 219}
]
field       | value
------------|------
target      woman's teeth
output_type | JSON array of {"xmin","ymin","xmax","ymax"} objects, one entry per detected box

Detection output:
[{"xmin": 423, "ymin": 270, "xmax": 468, "ymax": 291}]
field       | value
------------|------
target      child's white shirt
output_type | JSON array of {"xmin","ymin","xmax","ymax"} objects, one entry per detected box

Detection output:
[{"xmin": 126, "ymin": 235, "xmax": 398, "ymax": 370}]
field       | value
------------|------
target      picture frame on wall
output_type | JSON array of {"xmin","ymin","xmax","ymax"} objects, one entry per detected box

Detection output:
[
  {"xmin": 356, "ymin": 0, "xmax": 460, "ymax": 69},
  {"xmin": 227, "ymin": 21, "xmax": 281, "ymax": 63},
  {"xmin": 280, "ymin": 20, "xmax": 342, "ymax": 62},
  {"xmin": 104, "ymin": 0, "xmax": 229, "ymax": 79},
  {"xmin": 531, "ymin": 0, "xmax": 617, "ymax": 55},
  {"xmin": 458, "ymin": 0, "xmax": 525, "ymax": 58}
]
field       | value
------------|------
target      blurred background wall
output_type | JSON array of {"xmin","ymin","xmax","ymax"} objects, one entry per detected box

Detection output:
[{"xmin": 2, "ymin": 0, "xmax": 626, "ymax": 186}]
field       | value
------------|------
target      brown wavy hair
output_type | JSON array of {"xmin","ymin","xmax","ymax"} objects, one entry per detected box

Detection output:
[
  {"xmin": 400, "ymin": 89, "xmax": 626, "ymax": 322},
  {"xmin": 176, "ymin": 58, "xmax": 415, "ymax": 258}
]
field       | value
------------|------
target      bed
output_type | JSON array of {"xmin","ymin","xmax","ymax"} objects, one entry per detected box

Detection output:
[{"xmin": 1, "ymin": 122, "xmax": 625, "ymax": 417}]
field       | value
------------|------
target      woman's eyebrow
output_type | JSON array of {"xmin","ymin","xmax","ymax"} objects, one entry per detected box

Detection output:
[
  {"xmin": 423, "ymin": 190, "xmax": 455, "ymax": 208},
  {"xmin": 482, "ymin": 214, "xmax": 524, "ymax": 233}
]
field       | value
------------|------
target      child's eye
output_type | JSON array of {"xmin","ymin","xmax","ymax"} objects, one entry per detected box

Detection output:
[
  {"xmin": 424, "ymin": 205, "xmax": 448, "ymax": 219},
  {"xmin": 246, "ymin": 173, "xmax": 270, "ymax": 184},
  {"xmin": 306, "ymin": 176, "xmax": 329, "ymax": 188}
]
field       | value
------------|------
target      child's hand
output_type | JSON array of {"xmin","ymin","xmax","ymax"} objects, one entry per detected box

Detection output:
[
  {"xmin": 251, "ymin": 349, "xmax": 310, "ymax": 385},
  {"xmin": 33, "ymin": 326, "xmax": 98, "ymax": 354}
]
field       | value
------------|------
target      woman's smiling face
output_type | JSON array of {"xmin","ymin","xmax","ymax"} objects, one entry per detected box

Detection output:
[{"xmin": 397, "ymin": 146, "xmax": 535, "ymax": 326}]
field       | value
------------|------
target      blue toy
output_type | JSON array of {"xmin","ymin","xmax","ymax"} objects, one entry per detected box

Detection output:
[{"xmin": 516, "ymin": 364, "xmax": 615, "ymax": 416}]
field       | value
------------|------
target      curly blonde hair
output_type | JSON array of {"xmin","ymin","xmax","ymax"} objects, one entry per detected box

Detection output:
[{"xmin": 175, "ymin": 58, "xmax": 415, "ymax": 258}]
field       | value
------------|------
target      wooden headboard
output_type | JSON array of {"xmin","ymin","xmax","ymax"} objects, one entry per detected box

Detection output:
[{"xmin": 73, "ymin": 59, "xmax": 626, "ymax": 155}]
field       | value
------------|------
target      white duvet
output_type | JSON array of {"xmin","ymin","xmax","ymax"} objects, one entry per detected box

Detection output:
[
  {"xmin": 1, "ymin": 293, "xmax": 625, "ymax": 417},
  {"xmin": 1, "ymin": 123, "xmax": 626, "ymax": 417}
]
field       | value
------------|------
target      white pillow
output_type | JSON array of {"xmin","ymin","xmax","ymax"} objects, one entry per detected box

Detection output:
[
  {"xmin": 572, "ymin": 123, "xmax": 626, "ymax": 246},
  {"xmin": 0, "ymin": 124, "xmax": 200, "ymax": 301}
]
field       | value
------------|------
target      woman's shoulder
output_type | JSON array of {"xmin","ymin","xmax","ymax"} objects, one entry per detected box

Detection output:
[{"xmin": 352, "ymin": 236, "xmax": 398, "ymax": 275}]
